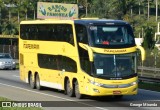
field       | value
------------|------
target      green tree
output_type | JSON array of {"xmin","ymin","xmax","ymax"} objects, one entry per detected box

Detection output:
[
  {"xmin": 89, "ymin": 0, "xmax": 139, "ymax": 19},
  {"xmin": 29, "ymin": 0, "xmax": 39, "ymax": 20},
  {"xmin": 20, "ymin": 0, "xmax": 33, "ymax": 20},
  {"xmin": 0, "ymin": 0, "xmax": 5, "ymax": 33},
  {"xmin": 143, "ymin": 25, "xmax": 155, "ymax": 49},
  {"xmin": 13, "ymin": 0, "xmax": 23, "ymax": 23},
  {"xmin": 110, "ymin": 0, "xmax": 139, "ymax": 19},
  {"xmin": 2, "ymin": 22, "xmax": 18, "ymax": 35},
  {"xmin": 89, "ymin": 0, "xmax": 112, "ymax": 18}
]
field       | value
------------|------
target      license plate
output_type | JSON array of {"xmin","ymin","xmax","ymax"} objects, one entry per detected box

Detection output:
[{"xmin": 113, "ymin": 90, "xmax": 121, "ymax": 94}]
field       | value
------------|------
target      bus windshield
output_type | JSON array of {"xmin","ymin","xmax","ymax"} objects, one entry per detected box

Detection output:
[
  {"xmin": 93, "ymin": 53, "xmax": 137, "ymax": 79},
  {"xmin": 89, "ymin": 25, "xmax": 135, "ymax": 47}
]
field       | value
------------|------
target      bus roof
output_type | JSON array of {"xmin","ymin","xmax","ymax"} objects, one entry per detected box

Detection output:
[
  {"xmin": 74, "ymin": 19, "xmax": 129, "ymax": 25},
  {"xmin": 20, "ymin": 19, "xmax": 74, "ymax": 24},
  {"xmin": 20, "ymin": 19, "xmax": 129, "ymax": 25}
]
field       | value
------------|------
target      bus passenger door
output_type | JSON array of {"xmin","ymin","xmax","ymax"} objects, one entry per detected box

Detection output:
[
  {"xmin": 50, "ymin": 56, "xmax": 63, "ymax": 90},
  {"xmin": 57, "ymin": 55, "xmax": 78, "ymax": 89},
  {"xmin": 57, "ymin": 68, "xmax": 65, "ymax": 89}
]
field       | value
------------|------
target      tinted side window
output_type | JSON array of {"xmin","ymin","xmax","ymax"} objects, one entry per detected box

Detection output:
[
  {"xmin": 38, "ymin": 54, "xmax": 58, "ymax": 70},
  {"xmin": 78, "ymin": 47, "xmax": 91, "ymax": 74},
  {"xmin": 75, "ymin": 24, "xmax": 88, "ymax": 44},
  {"xmin": 38, "ymin": 54, "xmax": 77, "ymax": 73},
  {"xmin": 75, "ymin": 24, "xmax": 91, "ymax": 74},
  {"xmin": 61, "ymin": 56, "xmax": 77, "ymax": 73},
  {"xmin": 20, "ymin": 24, "xmax": 74, "ymax": 45}
]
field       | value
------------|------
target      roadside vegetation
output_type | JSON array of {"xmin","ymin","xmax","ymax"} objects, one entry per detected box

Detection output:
[{"xmin": 139, "ymin": 82, "xmax": 160, "ymax": 92}]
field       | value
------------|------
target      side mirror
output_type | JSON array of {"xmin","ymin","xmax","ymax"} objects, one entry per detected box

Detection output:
[
  {"xmin": 136, "ymin": 45, "xmax": 146, "ymax": 61},
  {"xmin": 79, "ymin": 43, "xmax": 93, "ymax": 62}
]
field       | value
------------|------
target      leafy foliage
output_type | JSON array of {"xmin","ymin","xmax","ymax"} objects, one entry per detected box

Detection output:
[
  {"xmin": 2, "ymin": 22, "xmax": 18, "ymax": 35},
  {"xmin": 142, "ymin": 25, "xmax": 155, "ymax": 49},
  {"xmin": 0, "ymin": 0, "xmax": 159, "ymax": 50}
]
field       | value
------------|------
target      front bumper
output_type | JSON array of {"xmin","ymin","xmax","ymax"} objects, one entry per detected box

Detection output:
[{"xmin": 85, "ymin": 84, "xmax": 138, "ymax": 96}]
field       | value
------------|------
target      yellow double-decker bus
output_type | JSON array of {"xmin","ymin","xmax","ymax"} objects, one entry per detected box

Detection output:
[{"xmin": 19, "ymin": 19, "xmax": 145, "ymax": 99}]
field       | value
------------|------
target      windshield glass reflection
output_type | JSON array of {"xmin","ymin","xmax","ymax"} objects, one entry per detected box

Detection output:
[
  {"xmin": 89, "ymin": 25, "xmax": 135, "ymax": 46},
  {"xmin": 93, "ymin": 53, "xmax": 137, "ymax": 79}
]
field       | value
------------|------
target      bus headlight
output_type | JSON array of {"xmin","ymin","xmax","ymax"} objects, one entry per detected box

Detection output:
[
  {"xmin": 88, "ymin": 79, "xmax": 138, "ymax": 88},
  {"xmin": 94, "ymin": 82, "xmax": 103, "ymax": 86},
  {"xmin": 88, "ymin": 79, "xmax": 103, "ymax": 87},
  {"xmin": 130, "ymin": 81, "xmax": 137, "ymax": 86}
]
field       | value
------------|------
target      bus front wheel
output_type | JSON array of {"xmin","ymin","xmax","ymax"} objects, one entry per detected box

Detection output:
[
  {"xmin": 35, "ymin": 74, "xmax": 42, "ymax": 90},
  {"xmin": 75, "ymin": 81, "xmax": 83, "ymax": 99},
  {"xmin": 66, "ymin": 79, "xmax": 74, "ymax": 97},
  {"xmin": 29, "ymin": 74, "xmax": 35, "ymax": 89}
]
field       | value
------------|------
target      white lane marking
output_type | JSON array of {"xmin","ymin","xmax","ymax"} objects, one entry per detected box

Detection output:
[
  {"xmin": 95, "ymin": 107, "xmax": 110, "ymax": 110},
  {"xmin": 12, "ymin": 75, "xmax": 20, "ymax": 78},
  {"xmin": 0, "ymin": 83, "xmax": 108, "ymax": 110}
]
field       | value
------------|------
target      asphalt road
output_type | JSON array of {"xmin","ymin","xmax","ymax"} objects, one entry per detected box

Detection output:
[{"xmin": 0, "ymin": 70, "xmax": 160, "ymax": 110}]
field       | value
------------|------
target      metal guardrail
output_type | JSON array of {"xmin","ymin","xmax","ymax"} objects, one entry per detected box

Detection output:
[
  {"xmin": 138, "ymin": 66, "xmax": 160, "ymax": 71},
  {"xmin": 138, "ymin": 66, "xmax": 160, "ymax": 83},
  {"xmin": 139, "ymin": 76, "xmax": 160, "ymax": 83}
]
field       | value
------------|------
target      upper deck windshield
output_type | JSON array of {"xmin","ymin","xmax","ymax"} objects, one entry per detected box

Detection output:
[{"xmin": 89, "ymin": 25, "xmax": 135, "ymax": 48}]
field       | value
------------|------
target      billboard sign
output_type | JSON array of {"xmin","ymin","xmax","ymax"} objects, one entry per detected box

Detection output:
[{"xmin": 37, "ymin": 2, "xmax": 78, "ymax": 19}]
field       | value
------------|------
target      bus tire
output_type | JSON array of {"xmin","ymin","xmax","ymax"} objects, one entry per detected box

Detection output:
[
  {"xmin": 29, "ymin": 74, "xmax": 35, "ymax": 89},
  {"xmin": 66, "ymin": 79, "xmax": 74, "ymax": 97},
  {"xmin": 35, "ymin": 74, "xmax": 42, "ymax": 90},
  {"xmin": 75, "ymin": 81, "xmax": 83, "ymax": 99}
]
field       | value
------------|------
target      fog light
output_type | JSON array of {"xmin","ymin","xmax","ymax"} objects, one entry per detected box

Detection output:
[
  {"xmin": 132, "ymin": 88, "xmax": 137, "ymax": 92},
  {"xmin": 93, "ymin": 88, "xmax": 100, "ymax": 93}
]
